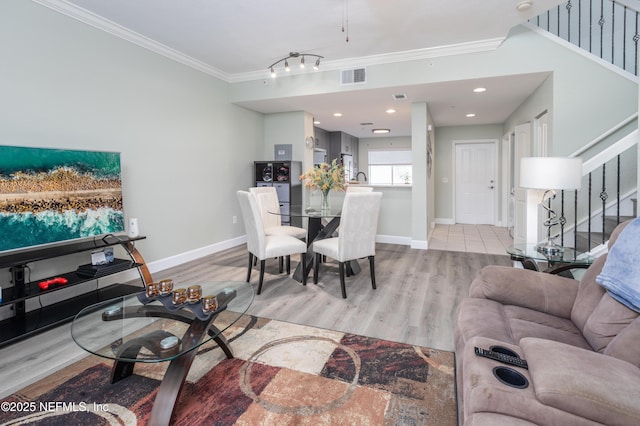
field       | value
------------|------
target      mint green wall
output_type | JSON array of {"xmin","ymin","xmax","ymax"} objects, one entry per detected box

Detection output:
[
  {"xmin": 0, "ymin": 0, "xmax": 264, "ymax": 263},
  {"xmin": 263, "ymin": 112, "xmax": 306, "ymax": 161}
]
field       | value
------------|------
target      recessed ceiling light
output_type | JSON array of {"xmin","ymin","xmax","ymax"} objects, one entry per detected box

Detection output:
[
  {"xmin": 372, "ymin": 129, "xmax": 390, "ymax": 134},
  {"xmin": 314, "ymin": 120, "xmax": 321, "ymax": 125},
  {"xmin": 386, "ymin": 108, "xmax": 396, "ymax": 114},
  {"xmin": 333, "ymin": 112, "xmax": 343, "ymax": 117},
  {"xmin": 466, "ymin": 113, "xmax": 476, "ymax": 118},
  {"xmin": 473, "ymin": 87, "xmax": 487, "ymax": 93}
]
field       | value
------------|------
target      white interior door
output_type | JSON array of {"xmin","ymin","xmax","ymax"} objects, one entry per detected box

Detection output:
[
  {"xmin": 512, "ymin": 122, "xmax": 532, "ymax": 244},
  {"xmin": 455, "ymin": 142, "xmax": 496, "ymax": 224}
]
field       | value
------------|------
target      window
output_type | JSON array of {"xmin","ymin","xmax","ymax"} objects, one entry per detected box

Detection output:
[{"xmin": 368, "ymin": 150, "xmax": 412, "ymax": 185}]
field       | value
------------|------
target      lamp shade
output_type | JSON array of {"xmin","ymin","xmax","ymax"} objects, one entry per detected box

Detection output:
[{"xmin": 520, "ymin": 157, "xmax": 583, "ymax": 190}]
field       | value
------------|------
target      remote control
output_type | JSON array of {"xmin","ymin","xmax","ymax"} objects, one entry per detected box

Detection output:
[{"xmin": 474, "ymin": 347, "xmax": 529, "ymax": 369}]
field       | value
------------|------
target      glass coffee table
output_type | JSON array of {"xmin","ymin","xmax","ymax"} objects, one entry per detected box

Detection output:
[
  {"xmin": 506, "ymin": 244, "xmax": 594, "ymax": 275},
  {"xmin": 71, "ymin": 280, "xmax": 253, "ymax": 425}
]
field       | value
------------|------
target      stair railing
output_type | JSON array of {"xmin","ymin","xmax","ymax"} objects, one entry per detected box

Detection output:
[
  {"xmin": 556, "ymin": 124, "xmax": 638, "ymax": 251},
  {"xmin": 530, "ymin": 0, "xmax": 640, "ymax": 76}
]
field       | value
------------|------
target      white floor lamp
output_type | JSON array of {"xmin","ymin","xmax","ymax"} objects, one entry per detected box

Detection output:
[{"xmin": 520, "ymin": 157, "xmax": 583, "ymax": 255}]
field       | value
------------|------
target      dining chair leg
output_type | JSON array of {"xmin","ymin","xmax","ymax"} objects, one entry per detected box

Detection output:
[
  {"xmin": 339, "ymin": 262, "xmax": 347, "ymax": 299},
  {"xmin": 246, "ymin": 253, "xmax": 253, "ymax": 282},
  {"xmin": 257, "ymin": 260, "xmax": 266, "ymax": 295},
  {"xmin": 369, "ymin": 255, "xmax": 377, "ymax": 290},
  {"xmin": 301, "ymin": 253, "xmax": 307, "ymax": 286},
  {"xmin": 314, "ymin": 253, "xmax": 321, "ymax": 284},
  {"xmin": 286, "ymin": 255, "xmax": 291, "ymax": 274}
]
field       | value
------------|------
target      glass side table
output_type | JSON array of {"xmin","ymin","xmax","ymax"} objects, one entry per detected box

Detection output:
[{"xmin": 506, "ymin": 244, "xmax": 595, "ymax": 275}]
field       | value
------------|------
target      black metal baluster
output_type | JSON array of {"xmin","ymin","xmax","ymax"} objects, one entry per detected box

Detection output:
[
  {"xmin": 574, "ymin": 189, "xmax": 579, "ymax": 249},
  {"xmin": 623, "ymin": 5, "xmax": 627, "ymax": 71},
  {"xmin": 616, "ymin": 154, "xmax": 621, "ymax": 224},
  {"xmin": 590, "ymin": 0, "xmax": 594, "ymax": 53},
  {"xmin": 600, "ymin": 0, "xmax": 605, "ymax": 60},
  {"xmin": 558, "ymin": 5, "xmax": 562, "ymax": 35},
  {"xmin": 611, "ymin": 0, "xmax": 615, "ymax": 64},
  {"xmin": 633, "ymin": 12, "xmax": 640, "ymax": 75},
  {"xmin": 601, "ymin": 164, "xmax": 607, "ymax": 245},
  {"xmin": 578, "ymin": 0, "xmax": 582, "ymax": 47},
  {"xmin": 560, "ymin": 190, "xmax": 566, "ymax": 245},
  {"xmin": 568, "ymin": 1, "xmax": 573, "ymax": 42},
  {"xmin": 588, "ymin": 172, "xmax": 592, "ymax": 251}
]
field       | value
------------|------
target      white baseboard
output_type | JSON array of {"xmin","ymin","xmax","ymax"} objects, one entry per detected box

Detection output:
[
  {"xmin": 376, "ymin": 234, "xmax": 411, "ymax": 246},
  {"xmin": 411, "ymin": 240, "xmax": 428, "ymax": 250},
  {"xmin": 147, "ymin": 235, "xmax": 247, "ymax": 274},
  {"xmin": 434, "ymin": 218, "xmax": 455, "ymax": 225}
]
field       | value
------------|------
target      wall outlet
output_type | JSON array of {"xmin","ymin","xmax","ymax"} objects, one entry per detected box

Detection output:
[{"xmin": 232, "ymin": 216, "xmax": 238, "ymax": 224}]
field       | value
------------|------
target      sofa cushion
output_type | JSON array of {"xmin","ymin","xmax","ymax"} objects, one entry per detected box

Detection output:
[
  {"xmin": 604, "ymin": 316, "xmax": 640, "ymax": 367},
  {"xmin": 469, "ymin": 266, "xmax": 578, "ymax": 319},
  {"xmin": 456, "ymin": 298, "xmax": 591, "ymax": 350},
  {"xmin": 456, "ymin": 298, "xmax": 516, "ymax": 345},
  {"xmin": 570, "ymin": 255, "xmax": 608, "ymax": 333},
  {"xmin": 583, "ymin": 293, "xmax": 639, "ymax": 353},
  {"xmin": 505, "ymin": 306, "xmax": 592, "ymax": 350},
  {"xmin": 521, "ymin": 337, "xmax": 640, "ymax": 426}
]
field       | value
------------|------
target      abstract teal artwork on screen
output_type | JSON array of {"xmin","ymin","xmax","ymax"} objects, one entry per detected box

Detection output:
[{"xmin": 0, "ymin": 146, "xmax": 124, "ymax": 252}]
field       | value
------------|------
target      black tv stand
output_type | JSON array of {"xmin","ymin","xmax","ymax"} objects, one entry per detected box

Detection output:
[{"xmin": 0, "ymin": 235, "xmax": 152, "ymax": 347}]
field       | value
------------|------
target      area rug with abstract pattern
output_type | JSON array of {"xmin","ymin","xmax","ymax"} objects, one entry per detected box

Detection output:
[{"xmin": 1, "ymin": 314, "xmax": 457, "ymax": 425}]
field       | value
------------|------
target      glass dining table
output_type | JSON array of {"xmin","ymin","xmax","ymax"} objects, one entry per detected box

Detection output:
[{"xmin": 269, "ymin": 205, "xmax": 361, "ymax": 282}]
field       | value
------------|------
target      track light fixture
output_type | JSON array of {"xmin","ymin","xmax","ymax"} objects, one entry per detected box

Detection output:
[{"xmin": 268, "ymin": 52, "xmax": 323, "ymax": 78}]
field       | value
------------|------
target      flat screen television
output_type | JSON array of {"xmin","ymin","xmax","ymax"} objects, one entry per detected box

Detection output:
[{"xmin": 0, "ymin": 145, "xmax": 125, "ymax": 253}]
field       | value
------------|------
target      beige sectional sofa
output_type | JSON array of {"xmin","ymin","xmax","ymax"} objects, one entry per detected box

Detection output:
[{"xmin": 455, "ymin": 219, "xmax": 640, "ymax": 425}]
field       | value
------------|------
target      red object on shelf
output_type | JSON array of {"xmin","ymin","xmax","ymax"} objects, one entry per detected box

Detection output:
[{"xmin": 38, "ymin": 277, "xmax": 69, "ymax": 291}]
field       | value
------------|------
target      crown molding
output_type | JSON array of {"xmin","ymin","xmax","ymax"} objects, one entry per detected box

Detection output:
[
  {"xmin": 32, "ymin": 0, "xmax": 232, "ymax": 81},
  {"xmin": 230, "ymin": 37, "xmax": 505, "ymax": 82},
  {"xmin": 34, "ymin": 0, "xmax": 504, "ymax": 84}
]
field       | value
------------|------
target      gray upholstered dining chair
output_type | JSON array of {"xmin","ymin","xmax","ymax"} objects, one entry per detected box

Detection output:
[
  {"xmin": 312, "ymin": 191, "xmax": 382, "ymax": 298},
  {"xmin": 248, "ymin": 186, "xmax": 306, "ymax": 240},
  {"xmin": 236, "ymin": 190, "xmax": 307, "ymax": 294}
]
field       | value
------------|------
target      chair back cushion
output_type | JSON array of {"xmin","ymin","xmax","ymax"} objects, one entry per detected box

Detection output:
[
  {"xmin": 346, "ymin": 186, "xmax": 373, "ymax": 192},
  {"xmin": 338, "ymin": 192, "xmax": 382, "ymax": 261},
  {"xmin": 571, "ymin": 220, "xmax": 640, "ymax": 356},
  {"xmin": 236, "ymin": 191, "xmax": 266, "ymax": 258},
  {"xmin": 248, "ymin": 186, "xmax": 282, "ymax": 228}
]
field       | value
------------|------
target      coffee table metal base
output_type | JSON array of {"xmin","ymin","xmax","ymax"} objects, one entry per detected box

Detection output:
[{"xmin": 104, "ymin": 305, "xmax": 233, "ymax": 425}]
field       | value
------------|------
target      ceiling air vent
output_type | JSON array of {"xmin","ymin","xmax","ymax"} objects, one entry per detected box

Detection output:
[
  {"xmin": 393, "ymin": 94, "xmax": 407, "ymax": 100},
  {"xmin": 341, "ymin": 67, "xmax": 367, "ymax": 85}
]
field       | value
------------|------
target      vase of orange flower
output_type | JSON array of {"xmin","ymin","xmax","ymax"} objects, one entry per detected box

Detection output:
[{"xmin": 300, "ymin": 159, "xmax": 346, "ymax": 212}]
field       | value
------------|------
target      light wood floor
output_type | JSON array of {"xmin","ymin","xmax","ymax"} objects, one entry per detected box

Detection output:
[{"xmin": 0, "ymin": 242, "xmax": 512, "ymax": 398}]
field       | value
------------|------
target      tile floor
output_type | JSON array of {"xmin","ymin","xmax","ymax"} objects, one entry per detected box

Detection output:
[{"xmin": 428, "ymin": 224, "xmax": 513, "ymax": 255}]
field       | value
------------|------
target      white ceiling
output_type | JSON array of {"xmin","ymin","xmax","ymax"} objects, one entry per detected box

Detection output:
[{"xmin": 51, "ymin": 0, "xmax": 562, "ymax": 137}]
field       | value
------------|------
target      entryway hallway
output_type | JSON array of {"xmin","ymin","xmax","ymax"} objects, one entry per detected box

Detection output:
[{"xmin": 428, "ymin": 224, "xmax": 513, "ymax": 255}]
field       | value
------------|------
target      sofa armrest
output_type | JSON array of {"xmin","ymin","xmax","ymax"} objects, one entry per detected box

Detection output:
[
  {"xmin": 469, "ymin": 265, "xmax": 579, "ymax": 319},
  {"xmin": 521, "ymin": 337, "xmax": 640, "ymax": 426}
]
